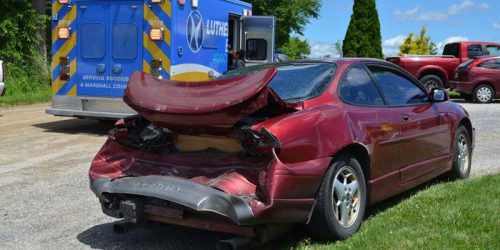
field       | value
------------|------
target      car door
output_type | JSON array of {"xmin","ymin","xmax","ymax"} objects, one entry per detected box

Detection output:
[
  {"xmin": 366, "ymin": 64, "xmax": 452, "ymax": 183},
  {"xmin": 338, "ymin": 64, "xmax": 401, "ymax": 180}
]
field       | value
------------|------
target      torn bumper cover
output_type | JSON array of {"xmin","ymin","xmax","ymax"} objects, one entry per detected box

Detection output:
[{"xmin": 91, "ymin": 175, "xmax": 256, "ymax": 225}]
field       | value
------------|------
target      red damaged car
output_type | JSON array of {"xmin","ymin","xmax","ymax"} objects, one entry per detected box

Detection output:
[{"xmin": 89, "ymin": 59, "xmax": 474, "ymax": 247}]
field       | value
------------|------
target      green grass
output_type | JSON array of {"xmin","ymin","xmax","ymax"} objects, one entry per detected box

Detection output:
[
  {"xmin": 448, "ymin": 90, "xmax": 461, "ymax": 99},
  {"xmin": 289, "ymin": 174, "xmax": 499, "ymax": 250},
  {"xmin": 0, "ymin": 65, "xmax": 51, "ymax": 106}
]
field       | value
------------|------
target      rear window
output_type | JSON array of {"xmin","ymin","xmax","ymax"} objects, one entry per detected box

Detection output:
[
  {"xmin": 112, "ymin": 24, "xmax": 138, "ymax": 60},
  {"xmin": 219, "ymin": 63, "xmax": 337, "ymax": 102},
  {"xmin": 443, "ymin": 43, "xmax": 460, "ymax": 57},
  {"xmin": 81, "ymin": 24, "xmax": 106, "ymax": 59}
]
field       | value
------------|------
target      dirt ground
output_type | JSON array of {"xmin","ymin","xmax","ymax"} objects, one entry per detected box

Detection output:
[{"xmin": 0, "ymin": 102, "xmax": 498, "ymax": 249}]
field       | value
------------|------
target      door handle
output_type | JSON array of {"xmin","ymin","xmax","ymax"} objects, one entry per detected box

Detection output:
[
  {"xmin": 131, "ymin": 5, "xmax": 138, "ymax": 10},
  {"xmin": 401, "ymin": 114, "xmax": 410, "ymax": 122}
]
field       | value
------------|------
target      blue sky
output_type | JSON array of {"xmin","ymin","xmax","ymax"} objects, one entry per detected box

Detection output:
[{"xmin": 301, "ymin": 0, "xmax": 500, "ymax": 57}]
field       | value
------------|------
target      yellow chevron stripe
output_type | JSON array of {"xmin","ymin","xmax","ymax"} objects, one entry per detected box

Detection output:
[
  {"xmin": 143, "ymin": 59, "xmax": 151, "ymax": 74},
  {"xmin": 52, "ymin": 32, "xmax": 77, "ymax": 71},
  {"xmin": 143, "ymin": 32, "xmax": 171, "ymax": 72},
  {"xmin": 143, "ymin": 3, "xmax": 171, "ymax": 46},
  {"xmin": 159, "ymin": 0, "xmax": 172, "ymax": 17},
  {"xmin": 51, "ymin": 6, "xmax": 77, "ymax": 44},
  {"xmin": 67, "ymin": 84, "xmax": 77, "ymax": 96},
  {"xmin": 52, "ymin": 59, "xmax": 77, "ymax": 95},
  {"xmin": 52, "ymin": 1, "xmax": 63, "ymax": 17}
]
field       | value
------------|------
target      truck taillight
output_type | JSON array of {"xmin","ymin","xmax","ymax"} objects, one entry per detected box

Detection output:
[
  {"xmin": 57, "ymin": 27, "xmax": 70, "ymax": 40},
  {"xmin": 57, "ymin": 0, "xmax": 70, "ymax": 4},
  {"xmin": 59, "ymin": 57, "xmax": 70, "ymax": 81},
  {"xmin": 151, "ymin": 59, "xmax": 163, "ymax": 78},
  {"xmin": 149, "ymin": 28, "xmax": 164, "ymax": 41}
]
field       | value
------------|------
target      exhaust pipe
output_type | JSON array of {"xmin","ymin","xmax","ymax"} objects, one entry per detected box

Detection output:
[
  {"xmin": 216, "ymin": 224, "xmax": 292, "ymax": 250},
  {"xmin": 113, "ymin": 222, "xmax": 135, "ymax": 234}
]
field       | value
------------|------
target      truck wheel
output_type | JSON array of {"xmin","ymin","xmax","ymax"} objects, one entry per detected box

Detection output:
[
  {"xmin": 420, "ymin": 75, "xmax": 443, "ymax": 92},
  {"xmin": 473, "ymin": 84, "xmax": 494, "ymax": 103},
  {"xmin": 307, "ymin": 153, "xmax": 366, "ymax": 241}
]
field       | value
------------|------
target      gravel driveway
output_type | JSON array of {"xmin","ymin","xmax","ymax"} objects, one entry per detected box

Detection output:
[{"xmin": 0, "ymin": 101, "xmax": 498, "ymax": 249}]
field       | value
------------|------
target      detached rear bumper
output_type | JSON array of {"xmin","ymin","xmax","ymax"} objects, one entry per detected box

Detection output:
[{"xmin": 91, "ymin": 176, "xmax": 255, "ymax": 225}]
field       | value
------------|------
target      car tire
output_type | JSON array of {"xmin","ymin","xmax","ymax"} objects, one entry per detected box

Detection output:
[
  {"xmin": 307, "ymin": 153, "xmax": 367, "ymax": 241},
  {"xmin": 473, "ymin": 84, "xmax": 494, "ymax": 103},
  {"xmin": 420, "ymin": 75, "xmax": 444, "ymax": 92},
  {"xmin": 449, "ymin": 125, "xmax": 472, "ymax": 179}
]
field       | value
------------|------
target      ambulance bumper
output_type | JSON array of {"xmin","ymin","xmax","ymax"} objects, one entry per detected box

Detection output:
[{"xmin": 46, "ymin": 95, "xmax": 135, "ymax": 119}]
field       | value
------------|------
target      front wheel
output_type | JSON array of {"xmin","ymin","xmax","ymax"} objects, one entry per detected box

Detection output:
[
  {"xmin": 449, "ymin": 126, "xmax": 472, "ymax": 179},
  {"xmin": 308, "ymin": 153, "xmax": 367, "ymax": 241}
]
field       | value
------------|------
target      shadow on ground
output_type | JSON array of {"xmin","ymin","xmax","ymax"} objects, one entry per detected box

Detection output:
[
  {"xmin": 33, "ymin": 118, "xmax": 115, "ymax": 136},
  {"xmin": 76, "ymin": 177, "xmax": 453, "ymax": 250},
  {"xmin": 264, "ymin": 177, "xmax": 453, "ymax": 249},
  {"xmin": 77, "ymin": 221, "xmax": 230, "ymax": 250}
]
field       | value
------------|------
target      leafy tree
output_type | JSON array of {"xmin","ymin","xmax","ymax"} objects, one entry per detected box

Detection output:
[
  {"xmin": 334, "ymin": 40, "xmax": 343, "ymax": 57},
  {"xmin": 0, "ymin": 0, "xmax": 46, "ymax": 66},
  {"xmin": 342, "ymin": 0, "xmax": 383, "ymax": 59},
  {"xmin": 398, "ymin": 26, "xmax": 436, "ymax": 55},
  {"xmin": 247, "ymin": 0, "xmax": 321, "ymax": 47},
  {"xmin": 281, "ymin": 37, "xmax": 310, "ymax": 60}
]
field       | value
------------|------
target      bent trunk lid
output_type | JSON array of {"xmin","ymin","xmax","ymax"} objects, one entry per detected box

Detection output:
[{"xmin": 124, "ymin": 68, "xmax": 293, "ymax": 130}]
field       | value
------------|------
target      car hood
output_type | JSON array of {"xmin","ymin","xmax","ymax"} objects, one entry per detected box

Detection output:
[{"xmin": 124, "ymin": 69, "xmax": 298, "ymax": 131}]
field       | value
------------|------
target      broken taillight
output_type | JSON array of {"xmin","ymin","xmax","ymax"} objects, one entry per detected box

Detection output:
[{"xmin": 237, "ymin": 127, "xmax": 281, "ymax": 157}]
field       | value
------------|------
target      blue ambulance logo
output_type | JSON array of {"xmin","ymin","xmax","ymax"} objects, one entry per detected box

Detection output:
[{"xmin": 187, "ymin": 11, "xmax": 204, "ymax": 53}]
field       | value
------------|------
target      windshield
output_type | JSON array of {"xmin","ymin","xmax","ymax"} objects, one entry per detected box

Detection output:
[{"xmin": 219, "ymin": 62, "xmax": 337, "ymax": 102}]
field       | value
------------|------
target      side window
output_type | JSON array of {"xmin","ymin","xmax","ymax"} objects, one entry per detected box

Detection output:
[
  {"xmin": 246, "ymin": 39, "xmax": 267, "ymax": 60},
  {"xmin": 467, "ymin": 44, "xmax": 484, "ymax": 57},
  {"xmin": 478, "ymin": 59, "xmax": 499, "ymax": 70},
  {"xmin": 486, "ymin": 46, "xmax": 500, "ymax": 56},
  {"xmin": 339, "ymin": 65, "xmax": 385, "ymax": 106},
  {"xmin": 368, "ymin": 66, "xmax": 429, "ymax": 106}
]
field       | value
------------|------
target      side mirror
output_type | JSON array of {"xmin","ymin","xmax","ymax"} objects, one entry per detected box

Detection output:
[{"xmin": 432, "ymin": 89, "xmax": 448, "ymax": 102}]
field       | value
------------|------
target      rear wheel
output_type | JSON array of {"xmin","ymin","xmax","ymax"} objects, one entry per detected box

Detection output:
[
  {"xmin": 473, "ymin": 84, "xmax": 494, "ymax": 103},
  {"xmin": 308, "ymin": 153, "xmax": 366, "ymax": 241},
  {"xmin": 420, "ymin": 75, "xmax": 444, "ymax": 92},
  {"xmin": 449, "ymin": 125, "xmax": 472, "ymax": 179}
]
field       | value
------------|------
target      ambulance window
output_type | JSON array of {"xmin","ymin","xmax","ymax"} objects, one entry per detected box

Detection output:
[
  {"xmin": 81, "ymin": 24, "xmax": 106, "ymax": 59},
  {"xmin": 246, "ymin": 39, "xmax": 267, "ymax": 60},
  {"xmin": 113, "ymin": 24, "xmax": 138, "ymax": 60}
]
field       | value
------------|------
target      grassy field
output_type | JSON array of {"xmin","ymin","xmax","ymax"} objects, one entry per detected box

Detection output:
[
  {"xmin": 0, "ymin": 66, "xmax": 51, "ymax": 107},
  {"xmin": 286, "ymin": 174, "xmax": 499, "ymax": 250}
]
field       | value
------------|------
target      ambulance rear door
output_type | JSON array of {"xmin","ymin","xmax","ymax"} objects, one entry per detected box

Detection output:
[
  {"xmin": 76, "ymin": 0, "xmax": 143, "ymax": 97},
  {"xmin": 241, "ymin": 16, "xmax": 275, "ymax": 65}
]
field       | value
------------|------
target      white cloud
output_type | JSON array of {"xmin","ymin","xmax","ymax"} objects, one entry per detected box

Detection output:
[
  {"xmin": 493, "ymin": 22, "xmax": 500, "ymax": 30},
  {"xmin": 308, "ymin": 40, "xmax": 339, "ymax": 58},
  {"xmin": 382, "ymin": 35, "xmax": 407, "ymax": 56},
  {"xmin": 394, "ymin": 0, "xmax": 489, "ymax": 22},
  {"xmin": 394, "ymin": 7, "xmax": 419, "ymax": 20}
]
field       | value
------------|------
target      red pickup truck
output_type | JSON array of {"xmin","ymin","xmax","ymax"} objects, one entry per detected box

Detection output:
[{"xmin": 387, "ymin": 41, "xmax": 500, "ymax": 90}]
